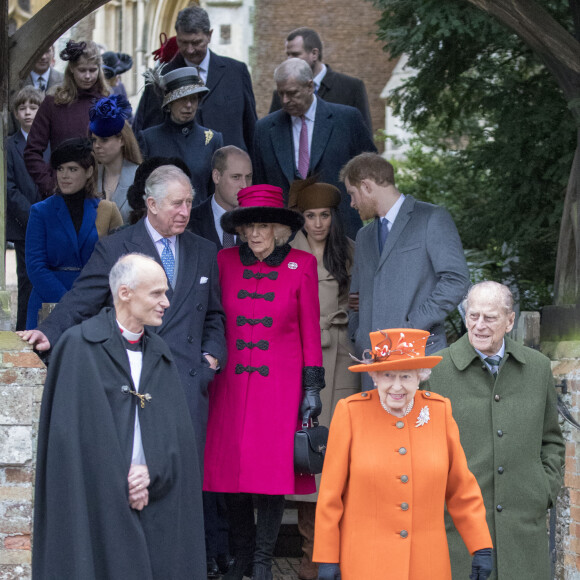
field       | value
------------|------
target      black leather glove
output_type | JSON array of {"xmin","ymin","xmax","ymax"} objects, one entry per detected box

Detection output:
[
  {"xmin": 300, "ymin": 366, "xmax": 325, "ymax": 423},
  {"xmin": 470, "ymin": 548, "xmax": 493, "ymax": 580},
  {"xmin": 318, "ymin": 563, "xmax": 341, "ymax": 580}
]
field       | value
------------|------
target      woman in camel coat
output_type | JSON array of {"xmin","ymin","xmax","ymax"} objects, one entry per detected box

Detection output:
[
  {"xmin": 313, "ymin": 328, "xmax": 493, "ymax": 580},
  {"xmin": 288, "ymin": 179, "xmax": 359, "ymax": 580}
]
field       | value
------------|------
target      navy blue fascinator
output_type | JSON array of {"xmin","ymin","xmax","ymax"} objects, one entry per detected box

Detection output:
[{"xmin": 89, "ymin": 95, "xmax": 132, "ymax": 138}]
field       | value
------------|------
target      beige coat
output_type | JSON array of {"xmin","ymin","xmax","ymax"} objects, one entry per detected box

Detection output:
[{"xmin": 290, "ymin": 231, "xmax": 360, "ymax": 499}]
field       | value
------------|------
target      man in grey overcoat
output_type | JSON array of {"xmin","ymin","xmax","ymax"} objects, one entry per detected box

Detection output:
[
  {"xmin": 343, "ymin": 152, "xmax": 470, "ymax": 388},
  {"xmin": 427, "ymin": 281, "xmax": 565, "ymax": 579}
]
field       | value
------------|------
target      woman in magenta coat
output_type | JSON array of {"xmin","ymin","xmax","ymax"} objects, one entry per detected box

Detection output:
[{"xmin": 204, "ymin": 185, "xmax": 324, "ymax": 580}]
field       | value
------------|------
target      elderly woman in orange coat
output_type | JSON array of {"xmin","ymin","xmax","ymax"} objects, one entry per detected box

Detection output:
[{"xmin": 313, "ymin": 329, "xmax": 493, "ymax": 580}]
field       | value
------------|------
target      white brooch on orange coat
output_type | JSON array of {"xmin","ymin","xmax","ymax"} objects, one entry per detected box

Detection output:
[{"xmin": 415, "ymin": 406, "xmax": 430, "ymax": 428}]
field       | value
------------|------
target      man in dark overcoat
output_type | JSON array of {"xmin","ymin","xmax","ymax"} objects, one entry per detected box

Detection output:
[
  {"xmin": 19, "ymin": 165, "xmax": 226, "ymax": 472},
  {"xmin": 187, "ymin": 145, "xmax": 253, "ymax": 249},
  {"xmin": 133, "ymin": 6, "xmax": 257, "ymax": 153},
  {"xmin": 426, "ymin": 281, "xmax": 565, "ymax": 579},
  {"xmin": 252, "ymin": 58, "xmax": 377, "ymax": 239},
  {"xmin": 31, "ymin": 254, "xmax": 206, "ymax": 579},
  {"xmin": 269, "ymin": 27, "xmax": 373, "ymax": 132}
]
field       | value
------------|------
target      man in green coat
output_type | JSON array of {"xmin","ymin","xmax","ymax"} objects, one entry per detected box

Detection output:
[{"xmin": 426, "ymin": 281, "xmax": 564, "ymax": 579}]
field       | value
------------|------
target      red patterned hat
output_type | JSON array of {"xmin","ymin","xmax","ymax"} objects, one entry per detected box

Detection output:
[
  {"xmin": 221, "ymin": 185, "xmax": 304, "ymax": 234},
  {"xmin": 348, "ymin": 329, "xmax": 442, "ymax": 372}
]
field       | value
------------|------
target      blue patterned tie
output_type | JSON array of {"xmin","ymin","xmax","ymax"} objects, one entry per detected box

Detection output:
[{"xmin": 160, "ymin": 238, "xmax": 175, "ymax": 284}]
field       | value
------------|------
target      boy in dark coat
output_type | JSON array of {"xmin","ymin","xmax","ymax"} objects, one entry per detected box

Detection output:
[
  {"xmin": 6, "ymin": 86, "xmax": 46, "ymax": 330},
  {"xmin": 31, "ymin": 254, "xmax": 206, "ymax": 579}
]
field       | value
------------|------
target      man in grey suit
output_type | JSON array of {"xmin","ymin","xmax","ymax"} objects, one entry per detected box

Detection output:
[
  {"xmin": 269, "ymin": 27, "xmax": 372, "ymax": 132},
  {"xmin": 343, "ymin": 153, "xmax": 470, "ymax": 388},
  {"xmin": 19, "ymin": 165, "xmax": 226, "ymax": 470},
  {"xmin": 23, "ymin": 46, "xmax": 63, "ymax": 92}
]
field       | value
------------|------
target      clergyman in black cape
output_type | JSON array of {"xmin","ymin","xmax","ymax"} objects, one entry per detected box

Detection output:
[{"xmin": 31, "ymin": 254, "xmax": 206, "ymax": 579}]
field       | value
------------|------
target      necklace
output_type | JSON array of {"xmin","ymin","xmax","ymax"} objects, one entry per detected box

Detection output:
[{"xmin": 380, "ymin": 397, "xmax": 415, "ymax": 417}]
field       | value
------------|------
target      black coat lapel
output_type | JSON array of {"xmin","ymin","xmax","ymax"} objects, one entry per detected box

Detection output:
[{"xmin": 310, "ymin": 99, "xmax": 333, "ymax": 172}]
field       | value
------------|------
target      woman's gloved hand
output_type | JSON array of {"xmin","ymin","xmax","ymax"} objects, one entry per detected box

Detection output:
[
  {"xmin": 470, "ymin": 548, "xmax": 493, "ymax": 580},
  {"xmin": 301, "ymin": 366, "xmax": 325, "ymax": 423},
  {"xmin": 318, "ymin": 563, "xmax": 341, "ymax": 580}
]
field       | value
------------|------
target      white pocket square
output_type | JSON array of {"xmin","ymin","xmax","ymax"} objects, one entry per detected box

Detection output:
[{"xmin": 200, "ymin": 276, "xmax": 208, "ymax": 284}]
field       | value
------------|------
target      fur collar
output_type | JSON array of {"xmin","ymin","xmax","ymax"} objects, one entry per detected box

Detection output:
[{"xmin": 239, "ymin": 242, "xmax": 291, "ymax": 267}]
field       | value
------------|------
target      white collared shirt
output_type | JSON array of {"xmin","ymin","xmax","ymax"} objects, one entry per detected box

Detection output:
[
  {"xmin": 185, "ymin": 50, "xmax": 210, "ymax": 84},
  {"xmin": 381, "ymin": 193, "xmax": 406, "ymax": 232},
  {"xmin": 312, "ymin": 64, "xmax": 327, "ymax": 93},
  {"xmin": 144, "ymin": 216, "xmax": 176, "ymax": 260},
  {"xmin": 291, "ymin": 96, "xmax": 317, "ymax": 173},
  {"xmin": 144, "ymin": 217, "xmax": 179, "ymax": 285},
  {"xmin": 30, "ymin": 70, "xmax": 49, "ymax": 90},
  {"xmin": 475, "ymin": 340, "xmax": 506, "ymax": 372},
  {"xmin": 211, "ymin": 195, "xmax": 235, "ymax": 246},
  {"xmin": 21, "ymin": 129, "xmax": 29, "ymax": 141}
]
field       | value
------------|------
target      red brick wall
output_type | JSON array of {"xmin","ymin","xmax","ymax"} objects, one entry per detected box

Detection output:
[
  {"xmin": 0, "ymin": 336, "xmax": 46, "ymax": 579},
  {"xmin": 252, "ymin": 0, "xmax": 397, "ymax": 148}
]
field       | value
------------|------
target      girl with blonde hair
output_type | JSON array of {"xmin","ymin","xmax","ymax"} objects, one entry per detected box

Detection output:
[{"xmin": 24, "ymin": 40, "xmax": 109, "ymax": 196}]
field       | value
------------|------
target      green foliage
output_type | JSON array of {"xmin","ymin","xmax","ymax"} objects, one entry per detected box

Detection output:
[{"xmin": 373, "ymin": 0, "xmax": 576, "ymax": 310}]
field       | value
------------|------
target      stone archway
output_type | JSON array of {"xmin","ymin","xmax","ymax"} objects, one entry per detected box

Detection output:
[{"xmin": 142, "ymin": 0, "xmax": 198, "ymax": 67}]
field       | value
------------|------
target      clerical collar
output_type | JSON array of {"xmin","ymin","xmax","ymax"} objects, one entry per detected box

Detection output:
[{"xmin": 117, "ymin": 319, "xmax": 144, "ymax": 343}]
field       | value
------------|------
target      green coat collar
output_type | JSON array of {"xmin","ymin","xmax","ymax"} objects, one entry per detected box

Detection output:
[{"xmin": 449, "ymin": 333, "xmax": 528, "ymax": 370}]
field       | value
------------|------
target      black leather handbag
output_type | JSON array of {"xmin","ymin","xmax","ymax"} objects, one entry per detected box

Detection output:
[{"xmin": 294, "ymin": 418, "xmax": 329, "ymax": 475}]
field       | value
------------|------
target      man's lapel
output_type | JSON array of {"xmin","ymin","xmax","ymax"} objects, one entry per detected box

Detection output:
[
  {"xmin": 160, "ymin": 231, "xmax": 198, "ymax": 329},
  {"xmin": 270, "ymin": 112, "xmax": 296, "ymax": 186},
  {"xmin": 310, "ymin": 99, "xmax": 333, "ymax": 172},
  {"xmin": 205, "ymin": 51, "xmax": 226, "ymax": 94},
  {"xmin": 377, "ymin": 196, "xmax": 415, "ymax": 270},
  {"xmin": 15, "ymin": 131, "xmax": 26, "ymax": 157}
]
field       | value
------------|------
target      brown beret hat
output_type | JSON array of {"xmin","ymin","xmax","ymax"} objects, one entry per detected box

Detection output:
[{"xmin": 288, "ymin": 177, "xmax": 341, "ymax": 212}]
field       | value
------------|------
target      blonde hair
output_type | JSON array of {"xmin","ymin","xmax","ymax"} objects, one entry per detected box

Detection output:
[
  {"xmin": 120, "ymin": 122, "xmax": 143, "ymax": 165},
  {"xmin": 88, "ymin": 122, "xmax": 142, "ymax": 166},
  {"xmin": 236, "ymin": 223, "xmax": 292, "ymax": 246},
  {"xmin": 54, "ymin": 41, "xmax": 109, "ymax": 105}
]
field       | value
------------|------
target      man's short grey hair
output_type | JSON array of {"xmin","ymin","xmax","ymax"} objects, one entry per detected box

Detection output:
[
  {"xmin": 274, "ymin": 58, "xmax": 313, "ymax": 85},
  {"xmin": 463, "ymin": 281, "xmax": 514, "ymax": 315},
  {"xmin": 144, "ymin": 165, "xmax": 193, "ymax": 205},
  {"xmin": 109, "ymin": 253, "xmax": 158, "ymax": 302},
  {"xmin": 175, "ymin": 6, "xmax": 211, "ymax": 34}
]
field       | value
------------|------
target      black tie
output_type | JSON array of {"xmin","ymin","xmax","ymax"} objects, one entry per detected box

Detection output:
[
  {"xmin": 379, "ymin": 218, "xmax": 389, "ymax": 254},
  {"xmin": 37, "ymin": 78, "xmax": 47, "ymax": 92}
]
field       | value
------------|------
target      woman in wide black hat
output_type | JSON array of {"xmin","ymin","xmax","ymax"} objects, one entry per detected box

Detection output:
[
  {"xmin": 204, "ymin": 185, "xmax": 325, "ymax": 580},
  {"xmin": 138, "ymin": 67, "xmax": 223, "ymax": 205}
]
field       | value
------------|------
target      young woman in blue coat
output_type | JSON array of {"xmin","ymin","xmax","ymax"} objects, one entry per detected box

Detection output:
[{"xmin": 25, "ymin": 138, "xmax": 122, "ymax": 328}]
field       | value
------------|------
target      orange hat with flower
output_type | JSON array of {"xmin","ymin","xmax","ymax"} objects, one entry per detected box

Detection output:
[{"xmin": 348, "ymin": 328, "xmax": 442, "ymax": 372}]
